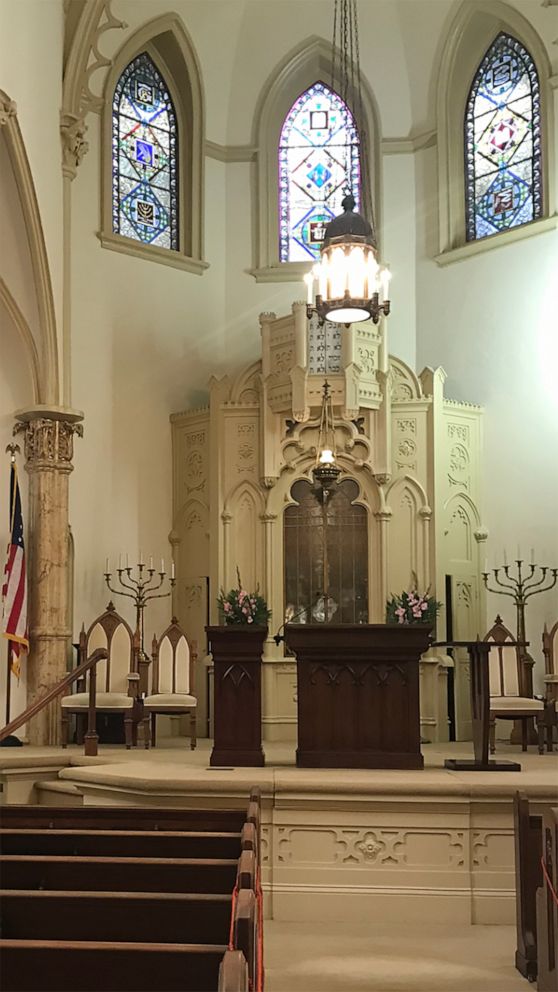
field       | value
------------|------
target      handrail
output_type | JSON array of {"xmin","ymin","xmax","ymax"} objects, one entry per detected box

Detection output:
[{"xmin": 0, "ymin": 648, "xmax": 108, "ymax": 754}]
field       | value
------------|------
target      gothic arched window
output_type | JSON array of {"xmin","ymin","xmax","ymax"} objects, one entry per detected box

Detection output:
[
  {"xmin": 279, "ymin": 82, "xmax": 360, "ymax": 262},
  {"xmin": 465, "ymin": 33, "xmax": 542, "ymax": 242},
  {"xmin": 112, "ymin": 52, "xmax": 178, "ymax": 250}
]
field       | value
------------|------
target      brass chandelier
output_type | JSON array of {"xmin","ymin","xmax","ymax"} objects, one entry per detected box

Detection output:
[{"xmin": 305, "ymin": 0, "xmax": 391, "ymax": 326}]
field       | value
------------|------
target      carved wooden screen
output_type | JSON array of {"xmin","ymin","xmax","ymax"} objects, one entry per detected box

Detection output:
[{"xmin": 284, "ymin": 478, "xmax": 368, "ymax": 626}]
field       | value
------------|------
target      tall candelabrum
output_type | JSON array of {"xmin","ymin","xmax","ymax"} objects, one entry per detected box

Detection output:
[
  {"xmin": 482, "ymin": 557, "xmax": 558, "ymax": 684},
  {"xmin": 104, "ymin": 555, "xmax": 176, "ymax": 655}
]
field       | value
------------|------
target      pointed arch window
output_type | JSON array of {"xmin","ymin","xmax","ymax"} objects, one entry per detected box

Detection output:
[
  {"xmin": 465, "ymin": 33, "xmax": 542, "ymax": 242},
  {"xmin": 112, "ymin": 52, "xmax": 178, "ymax": 250},
  {"xmin": 279, "ymin": 81, "xmax": 360, "ymax": 263}
]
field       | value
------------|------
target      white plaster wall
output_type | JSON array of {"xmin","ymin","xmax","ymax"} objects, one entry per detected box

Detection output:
[
  {"xmin": 0, "ymin": 0, "xmax": 64, "ymax": 364},
  {"xmin": 416, "ymin": 144, "xmax": 558, "ymax": 688}
]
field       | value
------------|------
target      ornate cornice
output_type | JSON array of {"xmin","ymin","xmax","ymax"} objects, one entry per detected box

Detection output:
[{"xmin": 14, "ymin": 414, "xmax": 84, "ymax": 471}]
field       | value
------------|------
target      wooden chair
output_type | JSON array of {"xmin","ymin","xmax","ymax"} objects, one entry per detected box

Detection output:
[
  {"xmin": 61, "ymin": 603, "xmax": 141, "ymax": 749},
  {"xmin": 484, "ymin": 616, "xmax": 545, "ymax": 754},
  {"xmin": 543, "ymin": 621, "xmax": 558, "ymax": 705},
  {"xmin": 142, "ymin": 618, "xmax": 197, "ymax": 749}
]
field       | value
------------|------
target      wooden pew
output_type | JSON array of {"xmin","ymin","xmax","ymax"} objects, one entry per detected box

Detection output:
[
  {"xmin": 0, "ymin": 790, "xmax": 264, "ymax": 992},
  {"xmin": 537, "ymin": 807, "xmax": 558, "ymax": 992},
  {"xmin": 0, "ymin": 940, "xmax": 228, "ymax": 992},
  {"xmin": 0, "ymin": 828, "xmax": 241, "ymax": 859},
  {"xmin": 0, "ymin": 891, "xmax": 232, "ymax": 944},
  {"xmin": 0, "ymin": 805, "xmax": 246, "ymax": 833},
  {"xmin": 219, "ymin": 949, "xmax": 249, "ymax": 992},
  {"xmin": 514, "ymin": 791, "xmax": 542, "ymax": 981},
  {"xmin": 0, "ymin": 855, "xmax": 238, "ymax": 893}
]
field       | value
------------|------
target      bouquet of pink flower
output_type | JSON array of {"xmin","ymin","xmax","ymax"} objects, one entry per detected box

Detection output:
[
  {"xmin": 217, "ymin": 567, "xmax": 271, "ymax": 627},
  {"xmin": 386, "ymin": 576, "xmax": 441, "ymax": 625}
]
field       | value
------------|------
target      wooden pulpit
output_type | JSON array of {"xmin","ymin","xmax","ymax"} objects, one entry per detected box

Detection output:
[
  {"xmin": 207, "ymin": 625, "xmax": 266, "ymax": 767},
  {"xmin": 285, "ymin": 623, "xmax": 432, "ymax": 769}
]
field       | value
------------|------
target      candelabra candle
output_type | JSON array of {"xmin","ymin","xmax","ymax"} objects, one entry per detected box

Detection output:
[
  {"xmin": 105, "ymin": 559, "xmax": 176, "ymax": 655},
  {"xmin": 482, "ymin": 557, "xmax": 558, "ymax": 661}
]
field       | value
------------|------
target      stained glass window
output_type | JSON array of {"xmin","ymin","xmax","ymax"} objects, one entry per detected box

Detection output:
[
  {"xmin": 112, "ymin": 52, "xmax": 178, "ymax": 250},
  {"xmin": 465, "ymin": 33, "xmax": 541, "ymax": 241},
  {"xmin": 279, "ymin": 81, "xmax": 360, "ymax": 262}
]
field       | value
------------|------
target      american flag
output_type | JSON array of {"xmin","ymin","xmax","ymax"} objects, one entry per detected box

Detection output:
[{"xmin": 2, "ymin": 463, "xmax": 28, "ymax": 677}]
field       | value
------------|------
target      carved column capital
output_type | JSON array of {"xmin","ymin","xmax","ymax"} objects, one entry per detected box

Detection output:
[
  {"xmin": 60, "ymin": 112, "xmax": 89, "ymax": 180},
  {"xmin": 14, "ymin": 409, "xmax": 84, "ymax": 473},
  {"xmin": 0, "ymin": 94, "xmax": 17, "ymax": 127}
]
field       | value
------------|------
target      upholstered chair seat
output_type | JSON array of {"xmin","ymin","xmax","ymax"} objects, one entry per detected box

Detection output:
[
  {"xmin": 62, "ymin": 692, "xmax": 135, "ymax": 710},
  {"xmin": 143, "ymin": 692, "xmax": 197, "ymax": 709},
  {"xmin": 490, "ymin": 696, "xmax": 544, "ymax": 713}
]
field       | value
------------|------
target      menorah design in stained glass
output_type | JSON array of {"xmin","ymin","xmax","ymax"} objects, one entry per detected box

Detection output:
[
  {"xmin": 279, "ymin": 81, "xmax": 360, "ymax": 262},
  {"xmin": 112, "ymin": 52, "xmax": 178, "ymax": 250},
  {"xmin": 465, "ymin": 33, "xmax": 542, "ymax": 242}
]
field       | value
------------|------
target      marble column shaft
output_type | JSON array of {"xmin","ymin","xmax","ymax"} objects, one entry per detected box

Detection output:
[{"xmin": 15, "ymin": 415, "xmax": 82, "ymax": 744}]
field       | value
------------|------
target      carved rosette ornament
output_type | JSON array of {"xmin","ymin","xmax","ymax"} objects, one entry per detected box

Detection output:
[{"xmin": 15, "ymin": 417, "xmax": 84, "ymax": 472}]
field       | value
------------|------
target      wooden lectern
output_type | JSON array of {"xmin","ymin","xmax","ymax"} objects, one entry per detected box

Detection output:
[
  {"xmin": 285, "ymin": 623, "xmax": 432, "ymax": 769},
  {"xmin": 207, "ymin": 625, "xmax": 266, "ymax": 767}
]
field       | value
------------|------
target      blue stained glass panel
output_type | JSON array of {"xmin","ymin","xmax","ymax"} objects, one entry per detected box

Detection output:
[
  {"xmin": 465, "ymin": 33, "xmax": 541, "ymax": 242},
  {"xmin": 279, "ymin": 82, "xmax": 361, "ymax": 262},
  {"xmin": 112, "ymin": 52, "xmax": 178, "ymax": 250}
]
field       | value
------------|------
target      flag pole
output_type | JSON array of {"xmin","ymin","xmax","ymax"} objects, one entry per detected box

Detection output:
[{"xmin": 3, "ymin": 443, "xmax": 21, "ymax": 729}]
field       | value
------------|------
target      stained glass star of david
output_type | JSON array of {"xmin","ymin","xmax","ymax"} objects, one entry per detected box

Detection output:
[
  {"xmin": 279, "ymin": 81, "xmax": 361, "ymax": 262},
  {"xmin": 112, "ymin": 52, "xmax": 178, "ymax": 250},
  {"xmin": 465, "ymin": 33, "xmax": 541, "ymax": 242}
]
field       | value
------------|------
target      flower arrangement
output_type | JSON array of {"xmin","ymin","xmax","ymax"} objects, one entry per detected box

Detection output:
[
  {"xmin": 386, "ymin": 575, "xmax": 441, "ymax": 625},
  {"xmin": 217, "ymin": 568, "xmax": 271, "ymax": 627}
]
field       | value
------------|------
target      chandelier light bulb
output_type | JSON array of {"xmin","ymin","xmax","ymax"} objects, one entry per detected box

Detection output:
[{"xmin": 319, "ymin": 448, "xmax": 335, "ymax": 465}]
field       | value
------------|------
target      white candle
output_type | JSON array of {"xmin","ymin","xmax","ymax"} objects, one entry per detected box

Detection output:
[
  {"xmin": 484, "ymin": 557, "xmax": 488, "ymax": 573},
  {"xmin": 503, "ymin": 548, "xmax": 508, "ymax": 566},
  {"xmin": 530, "ymin": 547, "xmax": 535, "ymax": 565},
  {"xmin": 303, "ymin": 272, "xmax": 313, "ymax": 305},
  {"xmin": 119, "ymin": 553, "xmax": 123, "ymax": 570},
  {"xmin": 517, "ymin": 545, "xmax": 521, "ymax": 561},
  {"xmin": 380, "ymin": 266, "xmax": 391, "ymax": 300},
  {"xmin": 126, "ymin": 553, "xmax": 129, "ymax": 568},
  {"xmin": 171, "ymin": 561, "xmax": 175, "ymax": 579},
  {"xmin": 139, "ymin": 549, "xmax": 144, "ymax": 566},
  {"xmin": 105, "ymin": 556, "xmax": 110, "ymax": 573},
  {"xmin": 149, "ymin": 555, "xmax": 153, "ymax": 570},
  {"xmin": 161, "ymin": 558, "xmax": 165, "ymax": 574}
]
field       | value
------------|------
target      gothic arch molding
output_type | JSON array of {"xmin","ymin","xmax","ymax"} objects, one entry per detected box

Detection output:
[
  {"xmin": 0, "ymin": 92, "xmax": 59, "ymax": 404},
  {"xmin": 250, "ymin": 34, "xmax": 381, "ymax": 281}
]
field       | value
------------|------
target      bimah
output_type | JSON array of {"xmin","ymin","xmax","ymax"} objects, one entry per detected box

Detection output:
[{"xmin": 285, "ymin": 623, "xmax": 432, "ymax": 769}]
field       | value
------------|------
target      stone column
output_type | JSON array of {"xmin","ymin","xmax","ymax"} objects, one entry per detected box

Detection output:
[{"xmin": 14, "ymin": 408, "xmax": 83, "ymax": 744}]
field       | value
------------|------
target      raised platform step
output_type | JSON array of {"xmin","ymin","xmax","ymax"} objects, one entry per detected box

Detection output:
[
  {"xmin": 0, "ymin": 939, "xmax": 228, "ymax": 991},
  {"xmin": 34, "ymin": 780, "xmax": 83, "ymax": 807}
]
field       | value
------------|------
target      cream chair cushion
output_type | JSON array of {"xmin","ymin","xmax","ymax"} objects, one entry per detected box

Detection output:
[
  {"xmin": 62, "ymin": 692, "xmax": 134, "ymax": 709},
  {"xmin": 490, "ymin": 695, "xmax": 544, "ymax": 713},
  {"xmin": 143, "ymin": 693, "xmax": 196, "ymax": 710}
]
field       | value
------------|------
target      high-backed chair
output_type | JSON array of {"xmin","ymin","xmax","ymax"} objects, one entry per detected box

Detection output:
[
  {"xmin": 485, "ymin": 616, "xmax": 544, "ymax": 754},
  {"xmin": 61, "ymin": 603, "xmax": 141, "ymax": 748},
  {"xmin": 142, "ymin": 618, "xmax": 197, "ymax": 749},
  {"xmin": 543, "ymin": 620, "xmax": 558, "ymax": 704}
]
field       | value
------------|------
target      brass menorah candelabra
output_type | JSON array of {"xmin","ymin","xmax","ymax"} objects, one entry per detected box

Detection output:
[
  {"xmin": 104, "ymin": 553, "xmax": 176, "ymax": 654},
  {"xmin": 482, "ymin": 554, "xmax": 558, "ymax": 672}
]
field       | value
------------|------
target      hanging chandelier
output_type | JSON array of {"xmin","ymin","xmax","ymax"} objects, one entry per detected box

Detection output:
[
  {"xmin": 313, "ymin": 380, "xmax": 341, "ymax": 493},
  {"xmin": 305, "ymin": 0, "xmax": 391, "ymax": 326}
]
